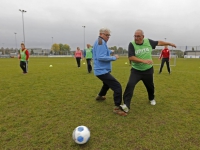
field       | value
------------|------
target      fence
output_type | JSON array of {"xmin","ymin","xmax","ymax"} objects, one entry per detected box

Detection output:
[{"xmin": 1, "ymin": 46, "xmax": 200, "ymax": 58}]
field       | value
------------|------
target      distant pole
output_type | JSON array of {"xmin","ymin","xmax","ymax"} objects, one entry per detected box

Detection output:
[
  {"xmin": 195, "ymin": 46, "xmax": 197, "ymax": 58},
  {"xmin": 82, "ymin": 26, "xmax": 86, "ymax": 51},
  {"xmin": 164, "ymin": 37, "xmax": 172, "ymax": 54},
  {"xmin": 14, "ymin": 32, "xmax": 17, "ymax": 52},
  {"xmin": 2, "ymin": 43, "xmax": 4, "ymax": 55},
  {"xmin": 51, "ymin": 37, "xmax": 54, "ymax": 54},
  {"xmin": 164, "ymin": 38, "xmax": 167, "ymax": 53},
  {"xmin": 19, "ymin": 9, "xmax": 27, "ymax": 45}
]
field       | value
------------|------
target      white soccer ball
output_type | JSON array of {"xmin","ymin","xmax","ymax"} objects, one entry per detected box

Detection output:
[
  {"xmin": 49, "ymin": 65, "xmax": 53, "ymax": 67},
  {"xmin": 72, "ymin": 126, "xmax": 90, "ymax": 144}
]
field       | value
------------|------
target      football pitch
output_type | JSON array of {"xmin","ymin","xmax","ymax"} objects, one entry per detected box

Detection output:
[{"xmin": 0, "ymin": 57, "xmax": 200, "ymax": 149}]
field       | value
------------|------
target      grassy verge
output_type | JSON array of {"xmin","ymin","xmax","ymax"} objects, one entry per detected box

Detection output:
[{"xmin": 0, "ymin": 57, "xmax": 200, "ymax": 149}]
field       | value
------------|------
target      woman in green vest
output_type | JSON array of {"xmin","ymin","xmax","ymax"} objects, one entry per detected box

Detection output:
[
  {"xmin": 19, "ymin": 43, "xmax": 29, "ymax": 74},
  {"xmin": 83, "ymin": 44, "xmax": 93, "ymax": 73}
]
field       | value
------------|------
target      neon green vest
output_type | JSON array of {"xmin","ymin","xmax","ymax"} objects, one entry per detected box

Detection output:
[
  {"xmin": 131, "ymin": 38, "xmax": 152, "ymax": 71},
  {"xmin": 85, "ymin": 47, "xmax": 92, "ymax": 59},
  {"xmin": 20, "ymin": 49, "xmax": 28, "ymax": 61}
]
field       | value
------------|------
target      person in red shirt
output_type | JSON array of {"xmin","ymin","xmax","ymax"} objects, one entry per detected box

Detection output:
[
  {"xmin": 74, "ymin": 47, "xmax": 83, "ymax": 68},
  {"xmin": 18, "ymin": 43, "xmax": 29, "ymax": 74},
  {"xmin": 159, "ymin": 46, "xmax": 170, "ymax": 74}
]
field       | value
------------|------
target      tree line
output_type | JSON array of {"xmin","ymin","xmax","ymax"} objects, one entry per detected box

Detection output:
[
  {"xmin": 109, "ymin": 46, "xmax": 128, "ymax": 54},
  {"xmin": 51, "ymin": 43, "xmax": 71, "ymax": 54}
]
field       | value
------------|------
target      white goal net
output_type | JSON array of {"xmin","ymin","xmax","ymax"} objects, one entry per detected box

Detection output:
[{"xmin": 151, "ymin": 55, "xmax": 177, "ymax": 66}]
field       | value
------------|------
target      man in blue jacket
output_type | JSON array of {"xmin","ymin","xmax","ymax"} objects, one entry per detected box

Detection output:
[{"xmin": 92, "ymin": 28, "xmax": 127, "ymax": 116}]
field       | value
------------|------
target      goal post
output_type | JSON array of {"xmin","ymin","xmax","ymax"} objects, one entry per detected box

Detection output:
[{"xmin": 151, "ymin": 55, "xmax": 177, "ymax": 66}]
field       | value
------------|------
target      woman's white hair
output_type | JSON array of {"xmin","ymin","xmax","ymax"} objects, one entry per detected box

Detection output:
[{"xmin": 99, "ymin": 28, "xmax": 111, "ymax": 34}]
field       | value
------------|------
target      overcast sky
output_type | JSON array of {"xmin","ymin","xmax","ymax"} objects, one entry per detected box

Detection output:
[{"xmin": 1, "ymin": 0, "xmax": 200, "ymax": 50}]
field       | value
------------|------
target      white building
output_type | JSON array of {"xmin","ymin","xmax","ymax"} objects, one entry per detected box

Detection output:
[
  {"xmin": 28, "ymin": 48, "xmax": 51, "ymax": 55},
  {"xmin": 184, "ymin": 51, "xmax": 200, "ymax": 58}
]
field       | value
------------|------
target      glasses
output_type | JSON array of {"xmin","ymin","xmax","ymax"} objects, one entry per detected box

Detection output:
[
  {"xmin": 134, "ymin": 35, "xmax": 142, "ymax": 38},
  {"xmin": 103, "ymin": 33, "xmax": 111, "ymax": 37}
]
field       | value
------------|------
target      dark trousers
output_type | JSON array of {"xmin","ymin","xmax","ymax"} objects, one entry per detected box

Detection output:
[
  {"xmin": 20, "ymin": 61, "xmax": 28, "ymax": 73},
  {"xmin": 159, "ymin": 58, "xmax": 170, "ymax": 73},
  {"xmin": 86, "ymin": 59, "xmax": 92, "ymax": 73},
  {"xmin": 123, "ymin": 70, "xmax": 155, "ymax": 109},
  {"xmin": 76, "ymin": 57, "xmax": 81, "ymax": 67},
  {"xmin": 97, "ymin": 73, "xmax": 122, "ymax": 106}
]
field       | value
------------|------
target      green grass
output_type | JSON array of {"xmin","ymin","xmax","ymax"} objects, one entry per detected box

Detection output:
[{"xmin": 0, "ymin": 57, "xmax": 200, "ymax": 150}]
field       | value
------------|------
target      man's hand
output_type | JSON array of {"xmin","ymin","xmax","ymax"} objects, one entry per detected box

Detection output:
[
  {"xmin": 114, "ymin": 54, "xmax": 119, "ymax": 59},
  {"xmin": 110, "ymin": 50, "xmax": 115, "ymax": 56},
  {"xmin": 158, "ymin": 41, "xmax": 176, "ymax": 48},
  {"xmin": 143, "ymin": 59, "xmax": 153, "ymax": 64},
  {"xmin": 169, "ymin": 43, "xmax": 176, "ymax": 48}
]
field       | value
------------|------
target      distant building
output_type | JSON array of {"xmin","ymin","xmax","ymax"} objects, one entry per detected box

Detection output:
[
  {"xmin": 28, "ymin": 48, "xmax": 51, "ymax": 55},
  {"xmin": 184, "ymin": 51, "xmax": 200, "ymax": 58}
]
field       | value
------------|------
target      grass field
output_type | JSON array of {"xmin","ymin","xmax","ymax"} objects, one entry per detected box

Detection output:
[{"xmin": 0, "ymin": 57, "xmax": 200, "ymax": 150}]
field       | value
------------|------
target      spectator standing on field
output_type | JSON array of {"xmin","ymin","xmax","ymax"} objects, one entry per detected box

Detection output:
[
  {"xmin": 159, "ymin": 46, "xmax": 171, "ymax": 74},
  {"xmin": 93, "ymin": 27, "xmax": 127, "ymax": 116},
  {"xmin": 74, "ymin": 47, "xmax": 83, "ymax": 68},
  {"xmin": 19, "ymin": 43, "xmax": 29, "ymax": 74},
  {"xmin": 84, "ymin": 44, "xmax": 93, "ymax": 73},
  {"xmin": 120, "ymin": 29, "xmax": 176, "ymax": 113}
]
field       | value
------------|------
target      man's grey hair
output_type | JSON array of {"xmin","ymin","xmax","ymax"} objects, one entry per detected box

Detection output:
[
  {"xmin": 135, "ymin": 29, "xmax": 144, "ymax": 35},
  {"xmin": 99, "ymin": 28, "xmax": 111, "ymax": 34}
]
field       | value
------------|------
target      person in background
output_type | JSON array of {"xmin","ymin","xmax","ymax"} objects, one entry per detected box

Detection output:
[
  {"xmin": 159, "ymin": 46, "xmax": 171, "ymax": 74},
  {"xmin": 93, "ymin": 27, "xmax": 127, "ymax": 116},
  {"xmin": 19, "ymin": 43, "xmax": 29, "ymax": 74},
  {"xmin": 120, "ymin": 29, "xmax": 176, "ymax": 113},
  {"xmin": 74, "ymin": 47, "xmax": 82, "ymax": 68},
  {"xmin": 84, "ymin": 44, "xmax": 93, "ymax": 73}
]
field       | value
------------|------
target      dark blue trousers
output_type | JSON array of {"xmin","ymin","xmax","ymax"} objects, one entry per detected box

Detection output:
[
  {"xmin": 97, "ymin": 73, "xmax": 122, "ymax": 106},
  {"xmin": 123, "ymin": 70, "xmax": 155, "ymax": 109},
  {"xmin": 86, "ymin": 59, "xmax": 92, "ymax": 73},
  {"xmin": 76, "ymin": 57, "xmax": 81, "ymax": 67},
  {"xmin": 159, "ymin": 58, "xmax": 170, "ymax": 73},
  {"xmin": 20, "ymin": 61, "xmax": 28, "ymax": 73}
]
